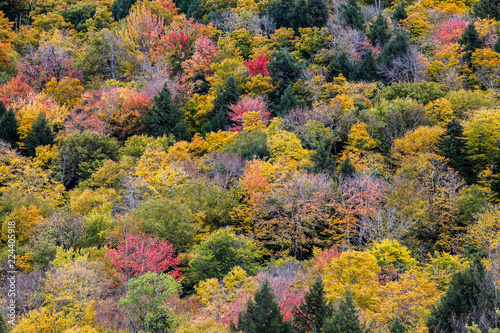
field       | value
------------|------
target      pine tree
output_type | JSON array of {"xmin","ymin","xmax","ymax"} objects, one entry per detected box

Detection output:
[
  {"xmin": 231, "ymin": 280, "xmax": 292, "ymax": 333},
  {"xmin": 341, "ymin": 0, "xmax": 364, "ymax": 31},
  {"xmin": 275, "ymin": 85, "xmax": 301, "ymax": 117},
  {"xmin": 311, "ymin": 144, "xmax": 336, "ymax": 174},
  {"xmin": 269, "ymin": 48, "xmax": 302, "ymax": 98},
  {"xmin": 494, "ymin": 35, "xmax": 500, "ymax": 53},
  {"xmin": 25, "ymin": 112, "xmax": 54, "ymax": 157},
  {"xmin": 305, "ymin": 0, "xmax": 329, "ymax": 29},
  {"xmin": 0, "ymin": 102, "xmax": 18, "ymax": 148},
  {"xmin": 490, "ymin": 141, "xmax": 500, "ymax": 199},
  {"xmin": 110, "ymin": 0, "xmax": 137, "ymax": 20},
  {"xmin": 378, "ymin": 28, "xmax": 410, "ymax": 67},
  {"xmin": 389, "ymin": 318, "xmax": 407, "ymax": 333},
  {"xmin": 327, "ymin": 53, "xmax": 353, "ymax": 81},
  {"xmin": 437, "ymin": 119, "xmax": 475, "ymax": 184},
  {"xmin": 143, "ymin": 81, "xmax": 189, "ymax": 139},
  {"xmin": 338, "ymin": 156, "xmax": 356, "ymax": 177},
  {"xmin": 392, "ymin": 2, "xmax": 407, "ymax": 22},
  {"xmin": 293, "ymin": 277, "xmax": 333, "ymax": 333},
  {"xmin": 323, "ymin": 291, "xmax": 369, "ymax": 333},
  {"xmin": 354, "ymin": 49, "xmax": 379, "ymax": 82},
  {"xmin": 427, "ymin": 257, "xmax": 500, "ymax": 333},
  {"xmin": 368, "ymin": 13, "xmax": 391, "ymax": 46},
  {"xmin": 458, "ymin": 22, "xmax": 485, "ymax": 67},
  {"xmin": 473, "ymin": 0, "xmax": 500, "ymax": 20},
  {"xmin": 204, "ymin": 75, "xmax": 240, "ymax": 134}
]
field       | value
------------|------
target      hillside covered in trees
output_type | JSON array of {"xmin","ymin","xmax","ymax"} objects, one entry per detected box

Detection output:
[{"xmin": 2, "ymin": 0, "xmax": 500, "ymax": 331}]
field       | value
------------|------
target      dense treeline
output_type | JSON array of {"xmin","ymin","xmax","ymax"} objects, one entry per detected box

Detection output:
[{"xmin": 1, "ymin": 0, "xmax": 500, "ymax": 332}]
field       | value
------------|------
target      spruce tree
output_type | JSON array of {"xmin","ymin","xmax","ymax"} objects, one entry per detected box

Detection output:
[
  {"xmin": 232, "ymin": 280, "xmax": 292, "ymax": 333},
  {"xmin": 275, "ymin": 85, "xmax": 301, "ymax": 117},
  {"xmin": 0, "ymin": 102, "xmax": 18, "ymax": 148},
  {"xmin": 458, "ymin": 22, "xmax": 485, "ymax": 67},
  {"xmin": 293, "ymin": 277, "xmax": 333, "ymax": 333},
  {"xmin": 490, "ymin": 141, "xmax": 500, "ymax": 199},
  {"xmin": 437, "ymin": 119, "xmax": 475, "ymax": 184},
  {"xmin": 354, "ymin": 49, "xmax": 379, "ymax": 82},
  {"xmin": 368, "ymin": 13, "xmax": 391, "ymax": 46},
  {"xmin": 110, "ymin": 0, "xmax": 137, "ymax": 20},
  {"xmin": 305, "ymin": 0, "xmax": 329, "ymax": 29},
  {"xmin": 341, "ymin": 0, "xmax": 364, "ymax": 31},
  {"xmin": 427, "ymin": 257, "xmax": 500, "ymax": 333},
  {"xmin": 392, "ymin": 2, "xmax": 407, "ymax": 22},
  {"xmin": 473, "ymin": 0, "xmax": 500, "ymax": 20},
  {"xmin": 25, "ymin": 112, "xmax": 54, "ymax": 157},
  {"xmin": 269, "ymin": 48, "xmax": 302, "ymax": 103},
  {"xmin": 323, "ymin": 291, "xmax": 369, "ymax": 333},
  {"xmin": 204, "ymin": 75, "xmax": 240, "ymax": 134},
  {"xmin": 143, "ymin": 81, "xmax": 189, "ymax": 139},
  {"xmin": 494, "ymin": 35, "xmax": 500, "ymax": 53},
  {"xmin": 311, "ymin": 144, "xmax": 336, "ymax": 174},
  {"xmin": 389, "ymin": 318, "xmax": 407, "ymax": 333},
  {"xmin": 327, "ymin": 53, "xmax": 353, "ymax": 81},
  {"xmin": 378, "ymin": 28, "xmax": 410, "ymax": 67},
  {"xmin": 338, "ymin": 156, "xmax": 356, "ymax": 177}
]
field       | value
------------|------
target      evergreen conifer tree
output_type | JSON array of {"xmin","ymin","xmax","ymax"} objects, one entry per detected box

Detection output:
[
  {"xmin": 389, "ymin": 318, "xmax": 407, "ymax": 333},
  {"xmin": 143, "ymin": 81, "xmax": 189, "ymax": 139},
  {"xmin": 341, "ymin": 0, "xmax": 364, "ymax": 31},
  {"xmin": 311, "ymin": 144, "xmax": 336, "ymax": 174},
  {"xmin": 458, "ymin": 22, "xmax": 485, "ymax": 67},
  {"xmin": 354, "ymin": 49, "xmax": 379, "ymax": 81},
  {"xmin": 368, "ymin": 13, "xmax": 391, "ymax": 46},
  {"xmin": 378, "ymin": 28, "xmax": 410, "ymax": 67},
  {"xmin": 293, "ymin": 277, "xmax": 333, "ymax": 333},
  {"xmin": 269, "ymin": 49, "xmax": 302, "ymax": 103},
  {"xmin": 110, "ymin": 0, "xmax": 137, "ymax": 20},
  {"xmin": 275, "ymin": 85, "xmax": 301, "ymax": 117},
  {"xmin": 473, "ymin": 0, "xmax": 500, "ymax": 20},
  {"xmin": 25, "ymin": 112, "xmax": 54, "ymax": 157},
  {"xmin": 494, "ymin": 36, "xmax": 500, "ymax": 53},
  {"xmin": 490, "ymin": 141, "xmax": 500, "ymax": 199},
  {"xmin": 437, "ymin": 119, "xmax": 475, "ymax": 184},
  {"xmin": 338, "ymin": 156, "xmax": 356, "ymax": 177},
  {"xmin": 392, "ymin": 2, "xmax": 407, "ymax": 22},
  {"xmin": 327, "ymin": 53, "xmax": 353, "ymax": 81},
  {"xmin": 427, "ymin": 257, "xmax": 500, "ymax": 332},
  {"xmin": 305, "ymin": 0, "xmax": 329, "ymax": 29},
  {"xmin": 204, "ymin": 75, "xmax": 240, "ymax": 133},
  {"xmin": 0, "ymin": 102, "xmax": 18, "ymax": 148},
  {"xmin": 232, "ymin": 280, "xmax": 292, "ymax": 333},
  {"xmin": 323, "ymin": 291, "xmax": 369, "ymax": 333}
]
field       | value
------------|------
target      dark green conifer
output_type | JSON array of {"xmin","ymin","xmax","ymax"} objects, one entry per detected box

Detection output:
[
  {"xmin": 311, "ymin": 144, "xmax": 336, "ymax": 174},
  {"xmin": 143, "ymin": 81, "xmax": 189, "ymax": 139},
  {"xmin": 354, "ymin": 49, "xmax": 379, "ymax": 82},
  {"xmin": 392, "ymin": 2, "xmax": 407, "ymax": 22},
  {"xmin": 341, "ymin": 0, "xmax": 364, "ymax": 31},
  {"xmin": 458, "ymin": 22, "xmax": 485, "ymax": 67},
  {"xmin": 0, "ymin": 102, "xmax": 18, "ymax": 148},
  {"xmin": 490, "ymin": 141, "xmax": 500, "ymax": 199},
  {"xmin": 293, "ymin": 277, "xmax": 333, "ymax": 333},
  {"xmin": 204, "ymin": 75, "xmax": 240, "ymax": 133},
  {"xmin": 275, "ymin": 85, "xmax": 301, "ymax": 117},
  {"xmin": 231, "ymin": 280, "xmax": 292, "ymax": 333},
  {"xmin": 110, "ymin": 0, "xmax": 137, "ymax": 20},
  {"xmin": 437, "ymin": 119, "xmax": 475, "ymax": 184},
  {"xmin": 24, "ymin": 112, "xmax": 54, "ymax": 157},
  {"xmin": 323, "ymin": 291, "xmax": 369, "ymax": 333},
  {"xmin": 427, "ymin": 257, "xmax": 500, "ymax": 332},
  {"xmin": 389, "ymin": 318, "xmax": 407, "ymax": 333},
  {"xmin": 378, "ymin": 28, "xmax": 410, "ymax": 67},
  {"xmin": 327, "ymin": 53, "xmax": 353, "ymax": 81},
  {"xmin": 368, "ymin": 13, "xmax": 391, "ymax": 46},
  {"xmin": 494, "ymin": 35, "xmax": 500, "ymax": 53},
  {"xmin": 473, "ymin": 0, "xmax": 500, "ymax": 20},
  {"xmin": 338, "ymin": 155, "xmax": 356, "ymax": 177}
]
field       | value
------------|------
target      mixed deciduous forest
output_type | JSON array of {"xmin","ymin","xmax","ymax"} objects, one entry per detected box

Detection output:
[{"xmin": 2, "ymin": 0, "xmax": 500, "ymax": 331}]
